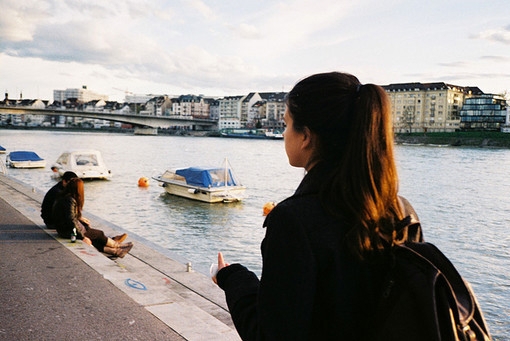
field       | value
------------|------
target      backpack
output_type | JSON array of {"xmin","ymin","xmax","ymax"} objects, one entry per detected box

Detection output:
[
  {"xmin": 370, "ymin": 241, "xmax": 492, "ymax": 341},
  {"xmin": 362, "ymin": 197, "xmax": 493, "ymax": 340}
]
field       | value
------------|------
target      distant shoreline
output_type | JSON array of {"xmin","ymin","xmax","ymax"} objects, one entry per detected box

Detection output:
[
  {"xmin": 395, "ymin": 132, "xmax": 510, "ymax": 148},
  {"xmin": 2, "ymin": 126, "xmax": 510, "ymax": 148},
  {"xmin": 0, "ymin": 125, "xmax": 211, "ymax": 137}
]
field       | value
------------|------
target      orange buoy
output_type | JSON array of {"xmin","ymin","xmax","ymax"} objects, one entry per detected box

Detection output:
[
  {"xmin": 262, "ymin": 202, "xmax": 276, "ymax": 216},
  {"xmin": 138, "ymin": 177, "xmax": 150, "ymax": 187}
]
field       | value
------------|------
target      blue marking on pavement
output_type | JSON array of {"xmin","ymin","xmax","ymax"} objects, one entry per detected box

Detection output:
[{"xmin": 125, "ymin": 278, "xmax": 147, "ymax": 290}]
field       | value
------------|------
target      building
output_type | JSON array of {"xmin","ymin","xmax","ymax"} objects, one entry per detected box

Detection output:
[
  {"xmin": 208, "ymin": 99, "xmax": 220, "ymax": 121},
  {"xmin": 0, "ymin": 93, "xmax": 49, "ymax": 126},
  {"xmin": 53, "ymin": 85, "xmax": 108, "ymax": 103},
  {"xmin": 383, "ymin": 82, "xmax": 483, "ymax": 133},
  {"xmin": 241, "ymin": 93, "xmax": 263, "ymax": 127},
  {"xmin": 125, "ymin": 94, "xmax": 157, "ymax": 104},
  {"xmin": 502, "ymin": 107, "xmax": 510, "ymax": 133},
  {"xmin": 459, "ymin": 94, "xmax": 507, "ymax": 131},
  {"xmin": 141, "ymin": 96, "xmax": 172, "ymax": 116},
  {"xmin": 171, "ymin": 95, "xmax": 210, "ymax": 119},
  {"xmin": 218, "ymin": 95, "xmax": 246, "ymax": 130},
  {"xmin": 259, "ymin": 92, "xmax": 287, "ymax": 130}
]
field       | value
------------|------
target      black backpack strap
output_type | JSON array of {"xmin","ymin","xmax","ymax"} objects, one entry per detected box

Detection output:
[{"xmin": 398, "ymin": 196, "xmax": 424, "ymax": 242}]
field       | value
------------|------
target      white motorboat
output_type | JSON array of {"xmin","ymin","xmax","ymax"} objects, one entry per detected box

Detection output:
[
  {"xmin": 6, "ymin": 151, "xmax": 46, "ymax": 168},
  {"xmin": 153, "ymin": 158, "xmax": 246, "ymax": 203},
  {"xmin": 52, "ymin": 150, "xmax": 112, "ymax": 180},
  {"xmin": 265, "ymin": 129, "xmax": 284, "ymax": 139}
]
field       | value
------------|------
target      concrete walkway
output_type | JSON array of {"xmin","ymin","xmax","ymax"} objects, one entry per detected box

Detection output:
[{"xmin": 0, "ymin": 174, "xmax": 241, "ymax": 341}]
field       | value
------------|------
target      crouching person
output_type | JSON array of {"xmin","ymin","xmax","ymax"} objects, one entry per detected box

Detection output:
[{"xmin": 53, "ymin": 178, "xmax": 133, "ymax": 258}]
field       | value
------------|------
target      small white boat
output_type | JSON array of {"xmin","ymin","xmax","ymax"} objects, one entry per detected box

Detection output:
[
  {"xmin": 153, "ymin": 158, "xmax": 246, "ymax": 203},
  {"xmin": 265, "ymin": 129, "xmax": 284, "ymax": 139},
  {"xmin": 6, "ymin": 151, "xmax": 46, "ymax": 168},
  {"xmin": 52, "ymin": 150, "xmax": 112, "ymax": 180}
]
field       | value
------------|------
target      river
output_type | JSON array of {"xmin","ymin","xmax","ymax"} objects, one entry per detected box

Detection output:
[{"xmin": 1, "ymin": 129, "xmax": 508, "ymax": 340}]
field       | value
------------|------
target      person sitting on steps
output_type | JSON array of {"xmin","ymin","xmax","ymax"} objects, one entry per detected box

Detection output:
[
  {"xmin": 53, "ymin": 178, "xmax": 133, "ymax": 258},
  {"xmin": 41, "ymin": 171, "xmax": 78, "ymax": 229}
]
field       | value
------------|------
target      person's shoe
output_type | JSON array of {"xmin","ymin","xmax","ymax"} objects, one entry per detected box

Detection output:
[
  {"xmin": 117, "ymin": 242, "xmax": 133, "ymax": 258},
  {"xmin": 112, "ymin": 233, "xmax": 128, "ymax": 243},
  {"xmin": 103, "ymin": 242, "xmax": 133, "ymax": 258}
]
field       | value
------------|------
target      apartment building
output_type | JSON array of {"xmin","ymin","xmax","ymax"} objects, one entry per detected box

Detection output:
[
  {"xmin": 383, "ymin": 82, "xmax": 483, "ymax": 133},
  {"xmin": 53, "ymin": 85, "xmax": 108, "ymax": 103},
  {"xmin": 259, "ymin": 92, "xmax": 286, "ymax": 130},
  {"xmin": 240, "ymin": 93, "xmax": 263, "ymax": 127},
  {"xmin": 208, "ymin": 99, "xmax": 220, "ymax": 121},
  {"xmin": 171, "ymin": 95, "xmax": 210, "ymax": 119},
  {"xmin": 218, "ymin": 95, "xmax": 246, "ymax": 129},
  {"xmin": 142, "ymin": 95, "xmax": 172, "ymax": 116}
]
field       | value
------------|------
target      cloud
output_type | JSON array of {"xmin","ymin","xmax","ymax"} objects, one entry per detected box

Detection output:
[
  {"xmin": 437, "ymin": 61, "xmax": 471, "ymax": 68},
  {"xmin": 186, "ymin": 0, "xmax": 216, "ymax": 21},
  {"xmin": 229, "ymin": 23, "xmax": 262, "ymax": 40},
  {"xmin": 0, "ymin": 0, "xmax": 49, "ymax": 42},
  {"xmin": 471, "ymin": 26, "xmax": 510, "ymax": 45},
  {"xmin": 480, "ymin": 55, "xmax": 510, "ymax": 63}
]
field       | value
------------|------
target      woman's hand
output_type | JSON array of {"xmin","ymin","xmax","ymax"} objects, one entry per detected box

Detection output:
[
  {"xmin": 212, "ymin": 252, "xmax": 229, "ymax": 285},
  {"xmin": 82, "ymin": 237, "xmax": 92, "ymax": 246}
]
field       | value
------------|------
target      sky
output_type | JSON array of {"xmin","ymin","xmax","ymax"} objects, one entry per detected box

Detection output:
[{"xmin": 1, "ymin": 0, "xmax": 510, "ymax": 103}]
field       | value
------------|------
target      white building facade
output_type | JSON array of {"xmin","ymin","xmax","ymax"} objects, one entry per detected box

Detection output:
[
  {"xmin": 218, "ymin": 95, "xmax": 246, "ymax": 129},
  {"xmin": 53, "ymin": 86, "xmax": 108, "ymax": 103}
]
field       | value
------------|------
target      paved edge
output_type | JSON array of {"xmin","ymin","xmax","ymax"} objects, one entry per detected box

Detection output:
[{"xmin": 0, "ymin": 174, "xmax": 241, "ymax": 341}]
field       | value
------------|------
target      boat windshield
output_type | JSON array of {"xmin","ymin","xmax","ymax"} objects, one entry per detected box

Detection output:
[{"xmin": 74, "ymin": 154, "xmax": 99, "ymax": 166}]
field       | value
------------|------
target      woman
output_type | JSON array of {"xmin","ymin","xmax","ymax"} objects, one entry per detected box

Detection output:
[
  {"xmin": 213, "ymin": 72, "xmax": 420, "ymax": 340},
  {"xmin": 53, "ymin": 178, "xmax": 133, "ymax": 258}
]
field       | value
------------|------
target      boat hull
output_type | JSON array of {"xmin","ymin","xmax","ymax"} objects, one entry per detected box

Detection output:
[
  {"xmin": 8, "ymin": 160, "xmax": 46, "ymax": 169},
  {"xmin": 6, "ymin": 151, "xmax": 46, "ymax": 169},
  {"xmin": 56, "ymin": 167, "xmax": 112, "ymax": 180},
  {"xmin": 160, "ymin": 181, "xmax": 245, "ymax": 203}
]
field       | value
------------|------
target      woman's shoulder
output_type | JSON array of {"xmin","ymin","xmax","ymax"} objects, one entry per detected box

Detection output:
[{"xmin": 264, "ymin": 193, "xmax": 337, "ymax": 231}]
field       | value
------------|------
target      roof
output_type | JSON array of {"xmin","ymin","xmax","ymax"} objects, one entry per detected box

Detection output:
[
  {"xmin": 382, "ymin": 82, "xmax": 484, "ymax": 95},
  {"xmin": 258, "ymin": 92, "xmax": 287, "ymax": 102}
]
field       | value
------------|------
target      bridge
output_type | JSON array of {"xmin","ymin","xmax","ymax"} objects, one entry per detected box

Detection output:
[{"xmin": 0, "ymin": 106, "xmax": 218, "ymax": 130}]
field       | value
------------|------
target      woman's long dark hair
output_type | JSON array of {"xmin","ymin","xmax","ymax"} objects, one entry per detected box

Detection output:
[
  {"xmin": 286, "ymin": 72, "xmax": 404, "ymax": 259},
  {"xmin": 63, "ymin": 177, "xmax": 85, "ymax": 219}
]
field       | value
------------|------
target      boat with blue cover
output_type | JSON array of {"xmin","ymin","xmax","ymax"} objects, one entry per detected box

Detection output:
[
  {"xmin": 6, "ymin": 151, "xmax": 46, "ymax": 169},
  {"xmin": 153, "ymin": 158, "xmax": 246, "ymax": 203}
]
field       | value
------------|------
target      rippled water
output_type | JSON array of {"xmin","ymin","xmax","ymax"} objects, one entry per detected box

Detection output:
[{"xmin": 1, "ymin": 129, "xmax": 508, "ymax": 339}]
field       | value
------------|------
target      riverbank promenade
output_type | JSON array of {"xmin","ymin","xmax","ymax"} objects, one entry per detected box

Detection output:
[{"xmin": 0, "ymin": 174, "xmax": 241, "ymax": 340}]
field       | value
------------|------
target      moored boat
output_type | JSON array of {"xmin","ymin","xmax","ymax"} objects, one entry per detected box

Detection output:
[
  {"xmin": 52, "ymin": 149, "xmax": 112, "ymax": 180},
  {"xmin": 220, "ymin": 128, "xmax": 268, "ymax": 139},
  {"xmin": 6, "ymin": 151, "xmax": 46, "ymax": 168},
  {"xmin": 264, "ymin": 129, "xmax": 283, "ymax": 139},
  {"xmin": 153, "ymin": 158, "xmax": 246, "ymax": 203},
  {"xmin": 220, "ymin": 128, "xmax": 283, "ymax": 139},
  {"xmin": 0, "ymin": 145, "xmax": 6, "ymax": 154}
]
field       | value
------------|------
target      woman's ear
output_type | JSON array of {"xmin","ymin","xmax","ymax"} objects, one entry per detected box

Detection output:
[{"xmin": 301, "ymin": 126, "xmax": 314, "ymax": 150}]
